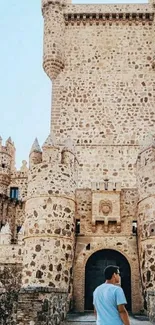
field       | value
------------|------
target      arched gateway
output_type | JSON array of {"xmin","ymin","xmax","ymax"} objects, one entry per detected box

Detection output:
[{"xmin": 85, "ymin": 249, "xmax": 131, "ymax": 311}]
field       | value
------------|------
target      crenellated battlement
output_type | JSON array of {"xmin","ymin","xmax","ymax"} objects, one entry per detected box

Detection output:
[
  {"xmin": 91, "ymin": 181, "xmax": 121, "ymax": 192},
  {"xmin": 0, "ymin": 137, "xmax": 15, "ymax": 160},
  {"xmin": 42, "ymin": 0, "xmax": 71, "ymax": 10},
  {"xmin": 29, "ymin": 135, "xmax": 77, "ymax": 170}
]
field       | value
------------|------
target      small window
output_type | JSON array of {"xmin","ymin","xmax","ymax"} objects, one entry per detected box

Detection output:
[
  {"xmin": 2, "ymin": 163, "xmax": 5, "ymax": 168},
  {"xmin": 0, "ymin": 222, "xmax": 5, "ymax": 230},
  {"xmin": 86, "ymin": 243, "xmax": 90, "ymax": 250},
  {"xmin": 132, "ymin": 220, "xmax": 137, "ymax": 234},
  {"xmin": 75, "ymin": 219, "xmax": 80, "ymax": 234},
  {"xmin": 10, "ymin": 187, "xmax": 19, "ymax": 199},
  {"xmin": 17, "ymin": 225, "xmax": 22, "ymax": 233}
]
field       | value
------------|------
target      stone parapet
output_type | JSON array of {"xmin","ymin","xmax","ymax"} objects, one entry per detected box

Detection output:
[{"xmin": 64, "ymin": 4, "xmax": 154, "ymax": 14}]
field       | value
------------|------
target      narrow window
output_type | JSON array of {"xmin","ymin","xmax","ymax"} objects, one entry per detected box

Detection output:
[
  {"xmin": 10, "ymin": 187, "xmax": 19, "ymax": 199},
  {"xmin": 75, "ymin": 219, "xmax": 80, "ymax": 234},
  {"xmin": 86, "ymin": 243, "xmax": 90, "ymax": 250},
  {"xmin": 0, "ymin": 221, "xmax": 5, "ymax": 230},
  {"xmin": 132, "ymin": 220, "xmax": 137, "ymax": 234},
  {"xmin": 17, "ymin": 225, "xmax": 22, "ymax": 233}
]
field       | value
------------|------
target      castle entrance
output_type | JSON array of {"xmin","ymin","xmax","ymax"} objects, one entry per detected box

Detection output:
[{"xmin": 85, "ymin": 249, "xmax": 131, "ymax": 311}]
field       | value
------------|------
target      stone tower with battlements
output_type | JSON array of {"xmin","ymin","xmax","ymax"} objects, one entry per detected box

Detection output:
[{"xmin": 0, "ymin": 0, "xmax": 155, "ymax": 324}]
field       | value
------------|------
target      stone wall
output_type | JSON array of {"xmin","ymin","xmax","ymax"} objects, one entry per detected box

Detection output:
[
  {"xmin": 16, "ymin": 287, "xmax": 68, "ymax": 325},
  {"xmin": 46, "ymin": 4, "xmax": 155, "ymax": 189},
  {"xmin": 0, "ymin": 263, "xmax": 22, "ymax": 325},
  {"xmin": 52, "ymin": 11, "xmax": 154, "ymax": 145}
]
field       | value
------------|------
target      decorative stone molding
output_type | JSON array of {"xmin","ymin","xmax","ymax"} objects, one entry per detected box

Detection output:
[{"xmin": 64, "ymin": 12, "xmax": 154, "ymax": 26}]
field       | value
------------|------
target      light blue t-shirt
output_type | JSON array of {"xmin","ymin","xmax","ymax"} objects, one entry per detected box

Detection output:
[{"xmin": 93, "ymin": 283, "xmax": 127, "ymax": 325}]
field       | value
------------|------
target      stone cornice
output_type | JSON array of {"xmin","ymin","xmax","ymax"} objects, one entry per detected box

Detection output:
[{"xmin": 64, "ymin": 12, "xmax": 154, "ymax": 26}]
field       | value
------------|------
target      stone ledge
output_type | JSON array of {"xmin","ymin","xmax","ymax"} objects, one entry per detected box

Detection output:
[{"xmin": 19, "ymin": 286, "xmax": 68, "ymax": 294}]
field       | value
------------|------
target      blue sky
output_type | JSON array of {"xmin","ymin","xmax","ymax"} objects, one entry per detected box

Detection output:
[{"xmin": 0, "ymin": 0, "xmax": 147, "ymax": 168}]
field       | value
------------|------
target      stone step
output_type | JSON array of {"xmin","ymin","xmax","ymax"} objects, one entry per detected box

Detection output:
[{"xmin": 64, "ymin": 313, "xmax": 152, "ymax": 325}]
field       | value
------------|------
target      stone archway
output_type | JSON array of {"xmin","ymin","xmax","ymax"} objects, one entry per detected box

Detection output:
[{"xmin": 85, "ymin": 249, "xmax": 131, "ymax": 311}]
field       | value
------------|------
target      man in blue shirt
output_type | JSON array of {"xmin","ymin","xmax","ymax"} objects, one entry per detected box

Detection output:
[{"xmin": 93, "ymin": 265, "xmax": 130, "ymax": 325}]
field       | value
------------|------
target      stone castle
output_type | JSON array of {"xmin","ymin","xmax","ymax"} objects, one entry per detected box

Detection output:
[{"xmin": 0, "ymin": 0, "xmax": 155, "ymax": 323}]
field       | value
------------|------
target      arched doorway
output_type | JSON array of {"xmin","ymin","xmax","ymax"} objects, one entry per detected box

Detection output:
[{"xmin": 85, "ymin": 249, "xmax": 131, "ymax": 311}]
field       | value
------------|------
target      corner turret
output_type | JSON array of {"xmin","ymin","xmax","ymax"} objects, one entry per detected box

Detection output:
[
  {"xmin": 29, "ymin": 138, "xmax": 42, "ymax": 168},
  {"xmin": 42, "ymin": 0, "xmax": 69, "ymax": 79}
]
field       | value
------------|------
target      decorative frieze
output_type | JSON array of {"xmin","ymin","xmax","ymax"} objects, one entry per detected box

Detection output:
[{"xmin": 64, "ymin": 12, "xmax": 154, "ymax": 26}]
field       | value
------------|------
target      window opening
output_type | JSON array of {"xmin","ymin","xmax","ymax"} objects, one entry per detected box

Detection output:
[
  {"xmin": 17, "ymin": 225, "xmax": 22, "ymax": 233},
  {"xmin": 132, "ymin": 220, "xmax": 137, "ymax": 234},
  {"xmin": 86, "ymin": 243, "xmax": 90, "ymax": 250},
  {"xmin": 0, "ymin": 221, "xmax": 5, "ymax": 231},
  {"xmin": 76, "ymin": 219, "xmax": 80, "ymax": 234},
  {"xmin": 10, "ymin": 187, "xmax": 19, "ymax": 199}
]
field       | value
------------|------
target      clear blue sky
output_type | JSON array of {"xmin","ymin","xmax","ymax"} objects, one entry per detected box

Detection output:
[{"xmin": 0, "ymin": 0, "xmax": 147, "ymax": 169}]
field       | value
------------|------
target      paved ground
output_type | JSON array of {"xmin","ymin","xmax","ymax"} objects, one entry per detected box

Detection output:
[{"xmin": 65, "ymin": 313, "xmax": 153, "ymax": 325}]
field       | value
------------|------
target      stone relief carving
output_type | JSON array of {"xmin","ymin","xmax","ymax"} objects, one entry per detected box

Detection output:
[{"xmin": 99, "ymin": 200, "xmax": 112, "ymax": 216}]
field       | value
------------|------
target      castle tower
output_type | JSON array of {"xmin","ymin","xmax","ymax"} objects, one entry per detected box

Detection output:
[
  {"xmin": 18, "ymin": 135, "xmax": 78, "ymax": 324},
  {"xmin": 136, "ymin": 139, "xmax": 155, "ymax": 321},
  {"xmin": 0, "ymin": 137, "xmax": 15, "ymax": 195}
]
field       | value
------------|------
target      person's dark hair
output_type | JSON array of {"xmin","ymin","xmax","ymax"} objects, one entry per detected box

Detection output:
[{"xmin": 104, "ymin": 265, "xmax": 119, "ymax": 280}]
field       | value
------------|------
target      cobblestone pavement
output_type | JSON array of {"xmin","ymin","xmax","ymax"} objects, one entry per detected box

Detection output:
[{"xmin": 65, "ymin": 313, "xmax": 153, "ymax": 325}]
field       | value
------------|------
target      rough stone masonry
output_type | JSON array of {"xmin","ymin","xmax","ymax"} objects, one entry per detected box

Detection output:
[{"xmin": 0, "ymin": 0, "xmax": 155, "ymax": 324}]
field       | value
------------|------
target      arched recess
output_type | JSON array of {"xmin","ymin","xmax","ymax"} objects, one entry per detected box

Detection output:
[{"xmin": 85, "ymin": 249, "xmax": 131, "ymax": 311}]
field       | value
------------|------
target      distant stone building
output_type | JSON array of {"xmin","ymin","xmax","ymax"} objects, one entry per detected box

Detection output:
[{"xmin": 0, "ymin": 0, "xmax": 155, "ymax": 323}]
